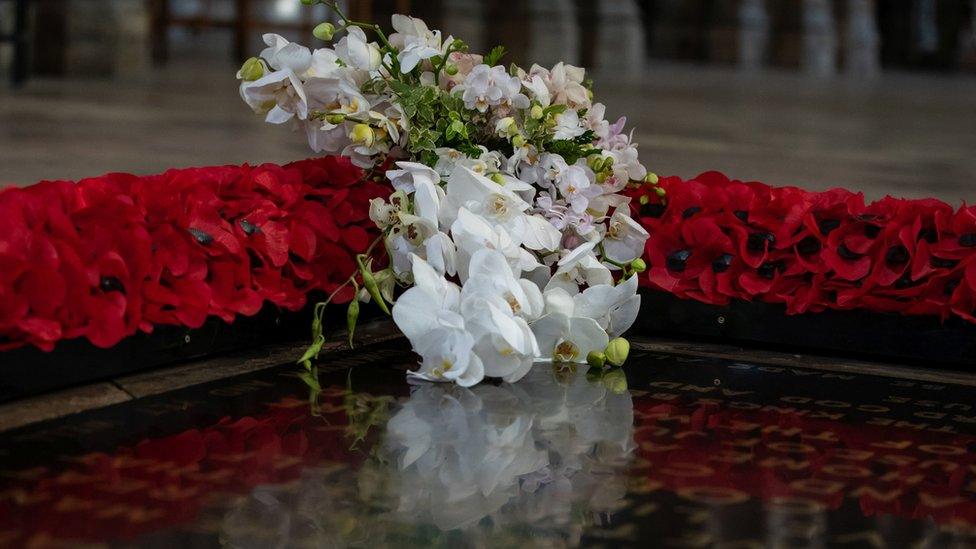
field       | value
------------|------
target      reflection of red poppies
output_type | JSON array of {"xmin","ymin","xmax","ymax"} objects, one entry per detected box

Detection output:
[
  {"xmin": 0, "ymin": 394, "xmax": 361, "ymax": 546},
  {"xmin": 628, "ymin": 172, "xmax": 976, "ymax": 323},
  {"xmin": 0, "ymin": 157, "xmax": 388, "ymax": 351},
  {"xmin": 633, "ymin": 394, "xmax": 976, "ymax": 528}
]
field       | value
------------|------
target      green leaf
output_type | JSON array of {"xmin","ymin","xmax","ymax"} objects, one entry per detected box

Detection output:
[{"xmin": 484, "ymin": 45, "xmax": 507, "ymax": 67}]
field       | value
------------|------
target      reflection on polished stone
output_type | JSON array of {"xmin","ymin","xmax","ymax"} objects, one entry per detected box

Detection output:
[
  {"xmin": 1, "ymin": 339, "xmax": 976, "ymax": 546},
  {"xmin": 223, "ymin": 364, "xmax": 634, "ymax": 547}
]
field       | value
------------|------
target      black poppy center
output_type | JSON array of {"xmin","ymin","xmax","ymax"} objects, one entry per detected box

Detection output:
[
  {"xmin": 239, "ymin": 219, "xmax": 261, "ymax": 235},
  {"xmin": 188, "ymin": 227, "xmax": 214, "ymax": 246},
  {"xmin": 747, "ymin": 232, "xmax": 775, "ymax": 252},
  {"xmin": 885, "ymin": 245, "xmax": 909, "ymax": 265},
  {"xmin": 99, "ymin": 276, "xmax": 126, "ymax": 294},
  {"xmin": 712, "ymin": 253, "xmax": 733, "ymax": 273},
  {"xmin": 667, "ymin": 250, "xmax": 691, "ymax": 272}
]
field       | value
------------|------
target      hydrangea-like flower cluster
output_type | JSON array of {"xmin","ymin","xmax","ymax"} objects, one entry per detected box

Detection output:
[{"xmin": 240, "ymin": 7, "xmax": 654, "ymax": 386}]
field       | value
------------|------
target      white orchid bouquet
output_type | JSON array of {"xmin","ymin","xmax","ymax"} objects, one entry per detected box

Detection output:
[{"xmin": 238, "ymin": 1, "xmax": 659, "ymax": 387}]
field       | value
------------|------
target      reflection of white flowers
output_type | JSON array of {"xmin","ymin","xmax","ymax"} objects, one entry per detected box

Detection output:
[{"xmin": 220, "ymin": 363, "xmax": 634, "ymax": 547}]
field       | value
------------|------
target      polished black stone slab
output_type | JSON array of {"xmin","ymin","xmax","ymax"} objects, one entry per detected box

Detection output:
[{"xmin": 1, "ymin": 339, "xmax": 975, "ymax": 547}]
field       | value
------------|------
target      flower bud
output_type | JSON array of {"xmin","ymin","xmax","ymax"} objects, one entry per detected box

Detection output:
[
  {"xmin": 638, "ymin": 194, "xmax": 649, "ymax": 205},
  {"xmin": 605, "ymin": 337, "xmax": 630, "ymax": 366},
  {"xmin": 444, "ymin": 64, "xmax": 459, "ymax": 76},
  {"xmin": 357, "ymin": 255, "xmax": 390, "ymax": 315},
  {"xmin": 587, "ymin": 350, "xmax": 606, "ymax": 369},
  {"xmin": 512, "ymin": 135, "xmax": 526, "ymax": 148},
  {"xmin": 654, "ymin": 186, "xmax": 667, "ymax": 197},
  {"xmin": 313, "ymin": 22, "xmax": 335, "ymax": 41},
  {"xmin": 238, "ymin": 57, "xmax": 264, "ymax": 81},
  {"xmin": 602, "ymin": 369, "xmax": 628, "ymax": 394},
  {"xmin": 346, "ymin": 296, "xmax": 360, "ymax": 348},
  {"xmin": 490, "ymin": 173, "xmax": 506, "ymax": 185},
  {"xmin": 350, "ymin": 123, "xmax": 375, "ymax": 147},
  {"xmin": 644, "ymin": 172, "xmax": 659, "ymax": 185},
  {"xmin": 301, "ymin": 0, "xmax": 316, "ymax": 5},
  {"xmin": 530, "ymin": 105, "xmax": 544, "ymax": 120},
  {"xmin": 325, "ymin": 113, "xmax": 346, "ymax": 125},
  {"xmin": 630, "ymin": 258, "xmax": 647, "ymax": 273},
  {"xmin": 495, "ymin": 116, "xmax": 517, "ymax": 137}
]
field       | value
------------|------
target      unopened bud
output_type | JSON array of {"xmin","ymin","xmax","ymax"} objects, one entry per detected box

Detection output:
[
  {"xmin": 644, "ymin": 172, "xmax": 659, "ymax": 185},
  {"xmin": 654, "ymin": 186, "xmax": 666, "ymax": 197},
  {"xmin": 512, "ymin": 135, "xmax": 526, "ymax": 148},
  {"xmin": 490, "ymin": 173, "xmax": 506, "ymax": 185},
  {"xmin": 638, "ymin": 194, "xmax": 649, "ymax": 205},
  {"xmin": 325, "ymin": 113, "xmax": 346, "ymax": 125},
  {"xmin": 630, "ymin": 258, "xmax": 647, "ymax": 273},
  {"xmin": 605, "ymin": 337, "xmax": 630, "ymax": 366},
  {"xmin": 313, "ymin": 22, "xmax": 335, "ymax": 41},
  {"xmin": 346, "ymin": 297, "xmax": 360, "ymax": 348},
  {"xmin": 350, "ymin": 123, "xmax": 375, "ymax": 147},
  {"xmin": 530, "ymin": 105, "xmax": 544, "ymax": 120},
  {"xmin": 587, "ymin": 350, "xmax": 606, "ymax": 369},
  {"xmin": 357, "ymin": 255, "xmax": 390, "ymax": 315},
  {"xmin": 239, "ymin": 57, "xmax": 264, "ymax": 81},
  {"xmin": 444, "ymin": 64, "xmax": 459, "ymax": 76},
  {"xmin": 301, "ymin": 0, "xmax": 316, "ymax": 5}
]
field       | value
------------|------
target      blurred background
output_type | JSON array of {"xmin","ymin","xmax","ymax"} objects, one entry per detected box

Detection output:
[{"xmin": 0, "ymin": 0, "xmax": 974, "ymax": 200}]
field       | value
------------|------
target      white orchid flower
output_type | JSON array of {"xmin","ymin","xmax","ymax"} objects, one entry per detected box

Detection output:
[
  {"xmin": 392, "ymin": 254, "xmax": 461, "ymax": 339},
  {"xmin": 398, "ymin": 36, "xmax": 442, "ymax": 73},
  {"xmin": 609, "ymin": 143, "xmax": 647, "ymax": 182},
  {"xmin": 530, "ymin": 311, "xmax": 608, "ymax": 364},
  {"xmin": 386, "ymin": 161, "xmax": 440, "ymax": 193},
  {"xmin": 527, "ymin": 62, "xmax": 590, "ymax": 108},
  {"xmin": 572, "ymin": 274, "xmax": 641, "ymax": 338},
  {"xmin": 545, "ymin": 241, "xmax": 613, "ymax": 295},
  {"xmin": 602, "ymin": 210, "xmax": 649, "ymax": 264},
  {"xmin": 409, "ymin": 315, "xmax": 484, "ymax": 387},
  {"xmin": 307, "ymin": 48, "xmax": 342, "ymax": 78},
  {"xmin": 386, "ymin": 161, "xmax": 442, "ymax": 225},
  {"xmin": 463, "ymin": 248, "xmax": 544, "ymax": 322},
  {"xmin": 556, "ymin": 165, "xmax": 600, "ymax": 213},
  {"xmin": 389, "ymin": 13, "xmax": 442, "ymax": 72},
  {"xmin": 305, "ymin": 77, "xmax": 370, "ymax": 129},
  {"xmin": 450, "ymin": 208, "xmax": 540, "ymax": 282},
  {"xmin": 386, "ymin": 214, "xmax": 441, "ymax": 278},
  {"xmin": 259, "ymin": 34, "xmax": 312, "ymax": 73},
  {"xmin": 553, "ymin": 109, "xmax": 586, "ymax": 141},
  {"xmin": 522, "ymin": 74, "xmax": 551, "ymax": 107},
  {"xmin": 335, "ymin": 26, "xmax": 383, "ymax": 72},
  {"xmin": 440, "ymin": 166, "xmax": 555, "ymax": 251},
  {"xmin": 457, "ymin": 65, "xmax": 530, "ymax": 112},
  {"xmin": 241, "ymin": 70, "xmax": 310, "ymax": 123}
]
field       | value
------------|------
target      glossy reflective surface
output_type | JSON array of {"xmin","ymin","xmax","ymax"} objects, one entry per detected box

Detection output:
[{"xmin": 2, "ymin": 340, "xmax": 976, "ymax": 547}]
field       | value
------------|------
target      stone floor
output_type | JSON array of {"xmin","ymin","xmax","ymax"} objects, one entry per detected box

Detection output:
[{"xmin": 1, "ymin": 60, "xmax": 975, "ymax": 202}]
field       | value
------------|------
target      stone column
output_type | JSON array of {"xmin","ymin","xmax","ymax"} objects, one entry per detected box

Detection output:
[
  {"xmin": 528, "ymin": 0, "xmax": 579, "ymax": 68},
  {"xmin": 738, "ymin": 0, "xmax": 769, "ymax": 71},
  {"xmin": 802, "ymin": 0, "xmax": 837, "ymax": 76},
  {"xmin": 595, "ymin": 0, "xmax": 645, "ymax": 74},
  {"xmin": 844, "ymin": 0, "xmax": 880, "ymax": 78}
]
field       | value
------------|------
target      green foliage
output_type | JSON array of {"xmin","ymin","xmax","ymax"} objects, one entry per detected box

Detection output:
[
  {"xmin": 545, "ymin": 130, "xmax": 598, "ymax": 165},
  {"xmin": 484, "ymin": 45, "xmax": 507, "ymax": 67},
  {"xmin": 387, "ymin": 79, "xmax": 482, "ymax": 157}
]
